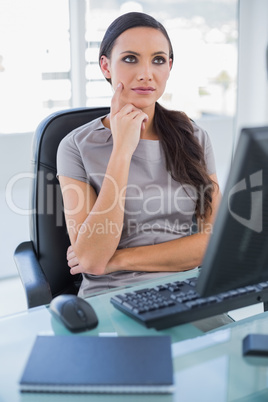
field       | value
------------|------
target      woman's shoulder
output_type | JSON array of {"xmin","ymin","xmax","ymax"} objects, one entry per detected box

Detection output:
[
  {"xmin": 191, "ymin": 120, "xmax": 208, "ymax": 139},
  {"xmin": 60, "ymin": 115, "xmax": 112, "ymax": 150},
  {"xmin": 190, "ymin": 120, "xmax": 211, "ymax": 148},
  {"xmin": 57, "ymin": 115, "xmax": 112, "ymax": 182},
  {"xmin": 190, "ymin": 120, "xmax": 216, "ymax": 173}
]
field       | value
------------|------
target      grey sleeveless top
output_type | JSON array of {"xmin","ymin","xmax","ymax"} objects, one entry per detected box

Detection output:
[{"xmin": 57, "ymin": 116, "xmax": 216, "ymax": 296}]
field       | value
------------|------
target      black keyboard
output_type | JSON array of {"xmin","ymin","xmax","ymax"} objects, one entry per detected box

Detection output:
[{"xmin": 110, "ymin": 277, "xmax": 268, "ymax": 330}]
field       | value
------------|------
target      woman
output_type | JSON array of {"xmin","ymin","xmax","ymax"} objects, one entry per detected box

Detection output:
[{"xmin": 57, "ymin": 12, "xmax": 221, "ymax": 298}]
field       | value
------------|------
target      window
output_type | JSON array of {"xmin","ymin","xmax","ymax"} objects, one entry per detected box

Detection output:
[
  {"xmin": 0, "ymin": 0, "xmax": 237, "ymax": 133},
  {"xmin": 85, "ymin": 0, "xmax": 238, "ymax": 120},
  {"xmin": 0, "ymin": 0, "xmax": 70, "ymax": 133}
]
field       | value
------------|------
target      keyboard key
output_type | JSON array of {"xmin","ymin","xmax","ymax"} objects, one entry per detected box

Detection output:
[
  {"xmin": 133, "ymin": 307, "xmax": 147, "ymax": 314},
  {"xmin": 174, "ymin": 291, "xmax": 186, "ymax": 298},
  {"xmin": 228, "ymin": 290, "xmax": 239, "ymax": 297},
  {"xmin": 259, "ymin": 282, "xmax": 268, "ymax": 289},
  {"xmin": 111, "ymin": 295, "xmax": 125, "ymax": 304},
  {"xmin": 245, "ymin": 286, "xmax": 257, "ymax": 293},
  {"xmin": 123, "ymin": 301, "xmax": 136, "ymax": 310},
  {"xmin": 185, "ymin": 301, "xmax": 200, "ymax": 309},
  {"xmin": 154, "ymin": 285, "xmax": 168, "ymax": 291},
  {"xmin": 134, "ymin": 289, "xmax": 150, "ymax": 294},
  {"xmin": 184, "ymin": 278, "xmax": 197, "ymax": 286},
  {"xmin": 207, "ymin": 297, "xmax": 218, "ymax": 303},
  {"xmin": 219, "ymin": 292, "xmax": 231, "ymax": 300}
]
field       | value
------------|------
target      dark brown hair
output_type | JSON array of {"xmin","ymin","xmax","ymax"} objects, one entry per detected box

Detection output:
[{"xmin": 99, "ymin": 12, "xmax": 214, "ymax": 218}]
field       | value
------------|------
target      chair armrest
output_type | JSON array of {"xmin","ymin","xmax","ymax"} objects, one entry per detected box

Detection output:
[{"xmin": 14, "ymin": 241, "xmax": 52, "ymax": 309}]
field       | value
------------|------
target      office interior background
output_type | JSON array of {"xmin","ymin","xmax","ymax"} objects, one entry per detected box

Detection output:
[{"xmin": 0, "ymin": 0, "xmax": 267, "ymax": 316}]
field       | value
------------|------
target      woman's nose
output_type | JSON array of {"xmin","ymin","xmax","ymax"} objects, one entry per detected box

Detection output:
[{"xmin": 137, "ymin": 62, "xmax": 152, "ymax": 81}]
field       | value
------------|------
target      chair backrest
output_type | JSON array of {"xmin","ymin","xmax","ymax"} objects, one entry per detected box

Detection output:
[{"xmin": 30, "ymin": 107, "xmax": 110, "ymax": 298}]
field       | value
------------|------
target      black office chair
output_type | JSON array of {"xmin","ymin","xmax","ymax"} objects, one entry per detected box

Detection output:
[{"xmin": 14, "ymin": 107, "xmax": 110, "ymax": 309}]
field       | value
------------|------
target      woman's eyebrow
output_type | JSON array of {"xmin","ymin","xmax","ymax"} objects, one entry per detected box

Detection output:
[
  {"xmin": 120, "ymin": 50, "xmax": 168, "ymax": 56},
  {"xmin": 152, "ymin": 51, "xmax": 168, "ymax": 56},
  {"xmin": 120, "ymin": 51, "xmax": 140, "ymax": 55}
]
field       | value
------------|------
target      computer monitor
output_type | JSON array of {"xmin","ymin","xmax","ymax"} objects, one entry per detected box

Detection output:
[{"xmin": 196, "ymin": 126, "xmax": 268, "ymax": 297}]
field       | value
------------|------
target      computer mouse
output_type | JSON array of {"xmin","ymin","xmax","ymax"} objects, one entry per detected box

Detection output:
[{"xmin": 49, "ymin": 294, "xmax": 98, "ymax": 332}]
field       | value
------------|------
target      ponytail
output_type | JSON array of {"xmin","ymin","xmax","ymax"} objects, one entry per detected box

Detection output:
[{"xmin": 154, "ymin": 102, "xmax": 215, "ymax": 218}]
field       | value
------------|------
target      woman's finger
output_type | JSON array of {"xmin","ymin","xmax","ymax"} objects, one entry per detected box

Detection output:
[
  {"xmin": 67, "ymin": 255, "xmax": 79, "ymax": 268},
  {"xmin": 110, "ymin": 82, "xmax": 123, "ymax": 116},
  {"xmin": 70, "ymin": 265, "xmax": 83, "ymax": 275}
]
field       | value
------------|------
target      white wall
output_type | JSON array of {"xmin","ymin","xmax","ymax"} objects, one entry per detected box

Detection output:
[
  {"xmin": 0, "ymin": 133, "xmax": 32, "ymax": 278},
  {"xmin": 235, "ymin": 0, "xmax": 268, "ymax": 142},
  {"xmin": 196, "ymin": 116, "xmax": 234, "ymax": 191}
]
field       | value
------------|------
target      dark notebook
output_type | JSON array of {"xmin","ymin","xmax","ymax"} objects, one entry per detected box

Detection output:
[{"xmin": 19, "ymin": 335, "xmax": 174, "ymax": 394}]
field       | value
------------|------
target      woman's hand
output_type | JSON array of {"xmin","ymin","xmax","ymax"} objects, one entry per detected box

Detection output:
[
  {"xmin": 67, "ymin": 245, "xmax": 114, "ymax": 276},
  {"xmin": 67, "ymin": 245, "xmax": 120, "ymax": 276},
  {"xmin": 110, "ymin": 82, "xmax": 148, "ymax": 156},
  {"xmin": 67, "ymin": 245, "xmax": 86, "ymax": 275}
]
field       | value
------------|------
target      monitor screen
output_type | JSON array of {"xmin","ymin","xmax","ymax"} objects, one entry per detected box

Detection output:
[{"xmin": 196, "ymin": 126, "xmax": 268, "ymax": 297}]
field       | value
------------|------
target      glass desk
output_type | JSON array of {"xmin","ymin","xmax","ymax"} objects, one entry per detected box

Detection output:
[{"xmin": 1, "ymin": 273, "xmax": 268, "ymax": 402}]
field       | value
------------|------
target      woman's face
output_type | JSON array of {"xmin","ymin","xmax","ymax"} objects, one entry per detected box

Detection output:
[{"xmin": 100, "ymin": 27, "xmax": 173, "ymax": 111}]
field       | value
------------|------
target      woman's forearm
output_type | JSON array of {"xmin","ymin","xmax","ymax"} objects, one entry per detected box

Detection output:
[
  {"xmin": 106, "ymin": 181, "xmax": 220, "ymax": 274},
  {"xmin": 67, "ymin": 174, "xmax": 220, "ymax": 277},
  {"xmin": 106, "ymin": 231, "xmax": 211, "ymax": 274}
]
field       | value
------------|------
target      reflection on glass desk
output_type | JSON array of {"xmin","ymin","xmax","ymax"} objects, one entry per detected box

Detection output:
[{"xmin": 1, "ymin": 273, "xmax": 268, "ymax": 402}]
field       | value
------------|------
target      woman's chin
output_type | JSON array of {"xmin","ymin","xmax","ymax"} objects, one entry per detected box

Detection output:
[{"xmin": 126, "ymin": 97, "xmax": 155, "ymax": 110}]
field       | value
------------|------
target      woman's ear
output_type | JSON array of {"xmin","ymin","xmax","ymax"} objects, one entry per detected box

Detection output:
[{"xmin": 100, "ymin": 56, "xmax": 111, "ymax": 80}]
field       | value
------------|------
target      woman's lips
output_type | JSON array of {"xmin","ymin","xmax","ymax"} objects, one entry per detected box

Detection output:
[{"xmin": 131, "ymin": 87, "xmax": 155, "ymax": 95}]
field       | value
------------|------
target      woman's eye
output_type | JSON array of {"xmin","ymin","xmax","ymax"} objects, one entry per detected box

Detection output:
[
  {"xmin": 123, "ymin": 55, "xmax": 137, "ymax": 63},
  {"xmin": 153, "ymin": 56, "xmax": 166, "ymax": 64}
]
